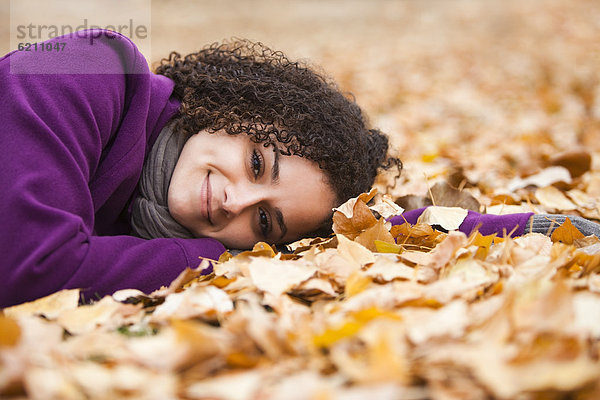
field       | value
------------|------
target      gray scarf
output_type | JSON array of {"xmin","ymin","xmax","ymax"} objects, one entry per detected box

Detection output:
[{"xmin": 130, "ymin": 123, "xmax": 195, "ymax": 239}]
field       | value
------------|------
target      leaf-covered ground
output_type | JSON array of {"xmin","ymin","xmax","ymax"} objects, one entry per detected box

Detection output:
[{"xmin": 2, "ymin": 0, "xmax": 600, "ymax": 399}]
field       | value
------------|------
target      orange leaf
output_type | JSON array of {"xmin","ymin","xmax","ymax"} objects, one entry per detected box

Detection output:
[
  {"xmin": 0, "ymin": 315, "xmax": 20, "ymax": 347},
  {"xmin": 551, "ymin": 218, "xmax": 585, "ymax": 245},
  {"xmin": 355, "ymin": 218, "xmax": 395, "ymax": 252}
]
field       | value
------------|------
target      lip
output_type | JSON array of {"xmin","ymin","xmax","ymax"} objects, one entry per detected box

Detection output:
[{"xmin": 201, "ymin": 171, "xmax": 213, "ymax": 225}]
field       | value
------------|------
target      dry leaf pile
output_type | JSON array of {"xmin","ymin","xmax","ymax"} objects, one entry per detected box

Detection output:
[
  {"xmin": 2, "ymin": 190, "xmax": 600, "ymax": 400},
  {"xmin": 3, "ymin": 0, "xmax": 600, "ymax": 399}
]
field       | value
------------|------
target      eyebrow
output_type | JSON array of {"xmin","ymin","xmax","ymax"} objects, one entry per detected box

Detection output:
[
  {"xmin": 275, "ymin": 208, "xmax": 288, "ymax": 240},
  {"xmin": 271, "ymin": 148, "xmax": 280, "ymax": 184},
  {"xmin": 270, "ymin": 149, "xmax": 287, "ymax": 240}
]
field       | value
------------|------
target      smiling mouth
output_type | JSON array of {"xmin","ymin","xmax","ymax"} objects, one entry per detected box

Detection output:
[{"xmin": 201, "ymin": 171, "xmax": 213, "ymax": 225}]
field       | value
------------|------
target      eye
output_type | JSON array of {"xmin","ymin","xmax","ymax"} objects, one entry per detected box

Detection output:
[
  {"xmin": 250, "ymin": 149, "xmax": 264, "ymax": 179},
  {"xmin": 258, "ymin": 207, "xmax": 271, "ymax": 237}
]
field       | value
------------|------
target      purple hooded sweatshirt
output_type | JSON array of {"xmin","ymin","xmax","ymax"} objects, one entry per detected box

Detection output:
[{"xmin": 0, "ymin": 30, "xmax": 225, "ymax": 307}]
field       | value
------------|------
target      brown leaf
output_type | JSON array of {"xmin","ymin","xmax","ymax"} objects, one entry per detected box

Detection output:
[
  {"xmin": 394, "ymin": 194, "xmax": 433, "ymax": 211},
  {"xmin": 548, "ymin": 149, "xmax": 592, "ymax": 178},
  {"xmin": 429, "ymin": 181, "xmax": 481, "ymax": 212}
]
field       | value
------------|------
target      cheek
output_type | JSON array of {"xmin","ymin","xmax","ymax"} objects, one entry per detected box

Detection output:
[
  {"xmin": 210, "ymin": 213, "xmax": 258, "ymax": 249},
  {"xmin": 168, "ymin": 173, "xmax": 193, "ymax": 209},
  {"xmin": 167, "ymin": 183, "xmax": 184, "ymax": 218}
]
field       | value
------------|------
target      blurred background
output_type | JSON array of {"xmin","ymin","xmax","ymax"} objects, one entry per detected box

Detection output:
[{"xmin": 2, "ymin": 0, "xmax": 600, "ymax": 205}]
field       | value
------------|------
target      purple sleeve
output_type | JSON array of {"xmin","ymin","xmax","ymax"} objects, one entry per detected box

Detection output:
[
  {"xmin": 389, "ymin": 207, "xmax": 534, "ymax": 237},
  {"xmin": 0, "ymin": 31, "xmax": 225, "ymax": 307}
]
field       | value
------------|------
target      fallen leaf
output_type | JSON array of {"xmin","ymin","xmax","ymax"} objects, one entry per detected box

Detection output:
[
  {"xmin": 571, "ymin": 292, "xmax": 600, "ymax": 337},
  {"xmin": 0, "ymin": 316, "xmax": 20, "ymax": 347},
  {"xmin": 548, "ymin": 149, "xmax": 592, "ymax": 178},
  {"xmin": 427, "ymin": 231, "xmax": 469, "ymax": 272},
  {"xmin": 57, "ymin": 296, "xmax": 142, "ymax": 335},
  {"xmin": 290, "ymin": 277, "xmax": 338, "ymax": 299},
  {"xmin": 354, "ymin": 218, "xmax": 396, "ymax": 252},
  {"xmin": 405, "ymin": 300, "xmax": 469, "ymax": 344},
  {"xmin": 417, "ymin": 206, "xmax": 469, "ymax": 231},
  {"xmin": 369, "ymin": 194, "xmax": 404, "ymax": 218},
  {"xmin": 365, "ymin": 256, "xmax": 416, "ymax": 282},
  {"xmin": 551, "ymin": 217, "xmax": 586, "ymax": 244},
  {"xmin": 3, "ymin": 289, "xmax": 80, "ymax": 320},
  {"xmin": 333, "ymin": 189, "xmax": 378, "ymax": 219},
  {"xmin": 151, "ymin": 285, "xmax": 234, "ymax": 321},
  {"xmin": 186, "ymin": 370, "xmax": 263, "ymax": 400},
  {"xmin": 312, "ymin": 248, "xmax": 362, "ymax": 285},
  {"xmin": 536, "ymin": 186, "xmax": 578, "ymax": 211},
  {"xmin": 247, "ymin": 258, "xmax": 317, "ymax": 297},
  {"xmin": 336, "ymin": 234, "xmax": 376, "ymax": 268},
  {"xmin": 429, "ymin": 181, "xmax": 481, "ymax": 212},
  {"xmin": 508, "ymin": 166, "xmax": 572, "ymax": 191},
  {"xmin": 394, "ymin": 194, "xmax": 433, "ymax": 211},
  {"xmin": 313, "ymin": 307, "xmax": 401, "ymax": 348},
  {"xmin": 374, "ymin": 239, "xmax": 402, "ymax": 253},
  {"xmin": 345, "ymin": 271, "xmax": 372, "ymax": 297}
]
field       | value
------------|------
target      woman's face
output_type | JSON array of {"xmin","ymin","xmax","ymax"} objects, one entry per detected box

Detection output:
[{"xmin": 168, "ymin": 130, "xmax": 337, "ymax": 249}]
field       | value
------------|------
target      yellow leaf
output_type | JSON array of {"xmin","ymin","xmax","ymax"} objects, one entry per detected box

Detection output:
[
  {"xmin": 345, "ymin": 271, "xmax": 372, "ymax": 297},
  {"xmin": 0, "ymin": 315, "xmax": 20, "ymax": 347},
  {"xmin": 551, "ymin": 217, "xmax": 585, "ymax": 244},
  {"xmin": 469, "ymin": 231, "xmax": 496, "ymax": 249},
  {"xmin": 211, "ymin": 275, "xmax": 236, "ymax": 288},
  {"xmin": 374, "ymin": 240, "xmax": 402, "ymax": 254},
  {"xmin": 313, "ymin": 307, "xmax": 401, "ymax": 348},
  {"xmin": 226, "ymin": 352, "xmax": 261, "ymax": 368},
  {"xmin": 234, "ymin": 242, "xmax": 277, "ymax": 259},
  {"xmin": 422, "ymin": 153, "xmax": 438, "ymax": 162},
  {"xmin": 313, "ymin": 320, "xmax": 364, "ymax": 348},
  {"xmin": 468, "ymin": 231, "xmax": 497, "ymax": 258},
  {"xmin": 401, "ymin": 297, "xmax": 443, "ymax": 309},
  {"xmin": 218, "ymin": 251, "xmax": 234, "ymax": 263},
  {"xmin": 352, "ymin": 307, "xmax": 402, "ymax": 324}
]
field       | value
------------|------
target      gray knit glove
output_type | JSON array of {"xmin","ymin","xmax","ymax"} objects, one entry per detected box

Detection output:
[{"xmin": 527, "ymin": 214, "xmax": 600, "ymax": 238}]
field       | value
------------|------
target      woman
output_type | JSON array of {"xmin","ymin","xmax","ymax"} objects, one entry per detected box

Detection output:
[{"xmin": 0, "ymin": 30, "xmax": 398, "ymax": 307}]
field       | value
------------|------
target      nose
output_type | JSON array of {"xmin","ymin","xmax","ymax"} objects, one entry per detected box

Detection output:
[{"xmin": 222, "ymin": 182, "xmax": 266, "ymax": 216}]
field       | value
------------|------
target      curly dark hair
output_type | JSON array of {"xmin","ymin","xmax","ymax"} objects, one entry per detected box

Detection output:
[{"xmin": 155, "ymin": 39, "xmax": 401, "ymax": 209}]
